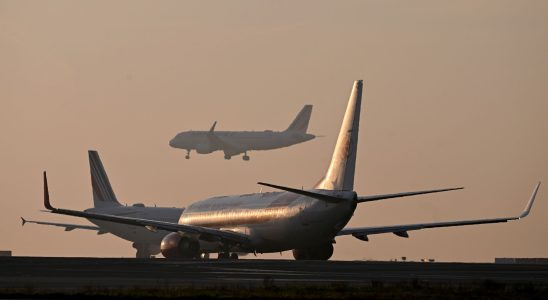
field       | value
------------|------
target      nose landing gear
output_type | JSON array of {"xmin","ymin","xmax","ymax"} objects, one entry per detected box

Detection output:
[
  {"xmin": 185, "ymin": 149, "xmax": 191, "ymax": 159},
  {"xmin": 242, "ymin": 151, "xmax": 250, "ymax": 161}
]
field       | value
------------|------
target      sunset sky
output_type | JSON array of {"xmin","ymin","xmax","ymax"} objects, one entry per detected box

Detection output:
[{"xmin": 1, "ymin": 1, "xmax": 547, "ymax": 261}]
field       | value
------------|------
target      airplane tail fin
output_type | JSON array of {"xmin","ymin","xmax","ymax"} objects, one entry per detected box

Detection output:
[
  {"xmin": 285, "ymin": 105, "xmax": 313, "ymax": 133},
  {"xmin": 89, "ymin": 150, "xmax": 121, "ymax": 208},
  {"xmin": 315, "ymin": 80, "xmax": 363, "ymax": 191}
]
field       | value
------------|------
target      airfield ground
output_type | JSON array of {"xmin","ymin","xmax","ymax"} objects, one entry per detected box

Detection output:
[{"xmin": 1, "ymin": 257, "xmax": 547, "ymax": 299}]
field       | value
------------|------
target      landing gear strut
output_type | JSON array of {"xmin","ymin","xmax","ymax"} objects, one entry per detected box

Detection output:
[
  {"xmin": 224, "ymin": 154, "xmax": 231, "ymax": 160},
  {"xmin": 242, "ymin": 152, "xmax": 250, "ymax": 161},
  {"xmin": 185, "ymin": 149, "xmax": 191, "ymax": 159},
  {"xmin": 133, "ymin": 243, "xmax": 151, "ymax": 258},
  {"xmin": 218, "ymin": 252, "xmax": 239, "ymax": 260}
]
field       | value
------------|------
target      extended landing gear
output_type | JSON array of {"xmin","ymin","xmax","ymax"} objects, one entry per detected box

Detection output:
[
  {"xmin": 292, "ymin": 244, "xmax": 333, "ymax": 261},
  {"xmin": 242, "ymin": 152, "xmax": 250, "ymax": 161},
  {"xmin": 133, "ymin": 243, "xmax": 152, "ymax": 259},
  {"xmin": 218, "ymin": 252, "xmax": 239, "ymax": 260},
  {"xmin": 185, "ymin": 149, "xmax": 191, "ymax": 159},
  {"xmin": 224, "ymin": 155, "xmax": 231, "ymax": 160}
]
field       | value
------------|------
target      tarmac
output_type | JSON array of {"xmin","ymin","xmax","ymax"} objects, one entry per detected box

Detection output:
[{"xmin": 1, "ymin": 256, "xmax": 548, "ymax": 290}]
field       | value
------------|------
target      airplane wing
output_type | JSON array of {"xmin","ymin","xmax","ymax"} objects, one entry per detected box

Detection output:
[
  {"xmin": 357, "ymin": 187, "xmax": 464, "ymax": 203},
  {"xmin": 21, "ymin": 217, "xmax": 106, "ymax": 234},
  {"xmin": 41, "ymin": 172, "xmax": 250, "ymax": 245},
  {"xmin": 205, "ymin": 121, "xmax": 246, "ymax": 157},
  {"xmin": 337, "ymin": 182, "xmax": 540, "ymax": 241}
]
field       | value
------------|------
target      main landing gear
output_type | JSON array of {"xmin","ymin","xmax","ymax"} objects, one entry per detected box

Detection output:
[
  {"xmin": 224, "ymin": 154, "xmax": 231, "ymax": 160},
  {"xmin": 242, "ymin": 151, "xmax": 250, "ymax": 161},
  {"xmin": 185, "ymin": 149, "xmax": 191, "ymax": 159},
  {"xmin": 133, "ymin": 243, "xmax": 152, "ymax": 259},
  {"xmin": 218, "ymin": 252, "xmax": 239, "ymax": 260}
]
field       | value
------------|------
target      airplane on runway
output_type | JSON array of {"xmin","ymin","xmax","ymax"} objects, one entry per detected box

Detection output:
[
  {"xmin": 23, "ymin": 151, "xmax": 184, "ymax": 258},
  {"xmin": 40, "ymin": 80, "xmax": 541, "ymax": 260},
  {"xmin": 169, "ymin": 105, "xmax": 315, "ymax": 161}
]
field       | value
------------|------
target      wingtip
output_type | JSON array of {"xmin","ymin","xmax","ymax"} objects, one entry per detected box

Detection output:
[
  {"xmin": 43, "ymin": 171, "xmax": 54, "ymax": 211},
  {"xmin": 518, "ymin": 181, "xmax": 541, "ymax": 219},
  {"xmin": 209, "ymin": 121, "xmax": 217, "ymax": 132},
  {"xmin": 257, "ymin": 182, "xmax": 276, "ymax": 188}
]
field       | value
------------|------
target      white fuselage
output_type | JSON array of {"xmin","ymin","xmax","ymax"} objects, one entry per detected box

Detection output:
[
  {"xmin": 85, "ymin": 205, "xmax": 184, "ymax": 255},
  {"xmin": 179, "ymin": 190, "xmax": 357, "ymax": 253},
  {"xmin": 169, "ymin": 130, "xmax": 315, "ymax": 155}
]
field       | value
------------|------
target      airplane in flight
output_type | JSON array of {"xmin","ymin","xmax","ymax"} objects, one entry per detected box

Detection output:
[
  {"xmin": 40, "ymin": 80, "xmax": 540, "ymax": 260},
  {"xmin": 169, "ymin": 105, "xmax": 315, "ymax": 160},
  {"xmin": 23, "ymin": 151, "xmax": 184, "ymax": 258}
]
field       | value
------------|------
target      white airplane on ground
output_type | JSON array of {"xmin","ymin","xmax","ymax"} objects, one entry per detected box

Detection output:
[
  {"xmin": 169, "ymin": 105, "xmax": 315, "ymax": 160},
  {"xmin": 23, "ymin": 151, "xmax": 184, "ymax": 258},
  {"xmin": 41, "ymin": 80, "xmax": 540, "ymax": 260}
]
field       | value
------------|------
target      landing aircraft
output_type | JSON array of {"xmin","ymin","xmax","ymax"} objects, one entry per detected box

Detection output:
[
  {"xmin": 41, "ymin": 80, "xmax": 540, "ymax": 260},
  {"xmin": 169, "ymin": 105, "xmax": 315, "ymax": 160},
  {"xmin": 24, "ymin": 151, "xmax": 184, "ymax": 258}
]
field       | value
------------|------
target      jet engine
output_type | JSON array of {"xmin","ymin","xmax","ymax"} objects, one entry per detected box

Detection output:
[
  {"xmin": 292, "ymin": 244, "xmax": 333, "ymax": 260},
  {"xmin": 160, "ymin": 232, "xmax": 201, "ymax": 259},
  {"xmin": 195, "ymin": 142, "xmax": 213, "ymax": 154}
]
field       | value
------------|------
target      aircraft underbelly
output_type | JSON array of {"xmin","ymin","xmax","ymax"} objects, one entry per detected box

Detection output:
[{"xmin": 91, "ymin": 219, "xmax": 167, "ymax": 244}]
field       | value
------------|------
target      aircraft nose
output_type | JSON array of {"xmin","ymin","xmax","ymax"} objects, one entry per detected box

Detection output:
[{"xmin": 169, "ymin": 138, "xmax": 177, "ymax": 148}]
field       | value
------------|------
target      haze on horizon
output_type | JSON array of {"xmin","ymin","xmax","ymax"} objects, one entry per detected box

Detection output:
[{"xmin": 1, "ymin": 0, "xmax": 547, "ymax": 262}]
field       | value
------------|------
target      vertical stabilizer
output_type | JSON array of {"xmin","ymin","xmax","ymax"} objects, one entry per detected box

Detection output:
[
  {"xmin": 89, "ymin": 150, "xmax": 121, "ymax": 208},
  {"xmin": 316, "ymin": 80, "xmax": 363, "ymax": 191},
  {"xmin": 285, "ymin": 105, "xmax": 313, "ymax": 133}
]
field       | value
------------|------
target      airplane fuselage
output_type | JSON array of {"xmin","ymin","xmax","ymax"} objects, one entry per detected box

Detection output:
[
  {"xmin": 180, "ymin": 190, "xmax": 357, "ymax": 253},
  {"xmin": 170, "ymin": 130, "xmax": 315, "ymax": 155}
]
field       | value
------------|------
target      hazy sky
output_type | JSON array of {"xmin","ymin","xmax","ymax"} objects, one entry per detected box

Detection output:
[{"xmin": 1, "ymin": 1, "xmax": 547, "ymax": 262}]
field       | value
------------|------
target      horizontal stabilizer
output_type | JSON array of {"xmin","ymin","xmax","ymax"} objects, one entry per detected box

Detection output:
[
  {"xmin": 257, "ymin": 182, "xmax": 351, "ymax": 203},
  {"xmin": 357, "ymin": 187, "xmax": 464, "ymax": 203}
]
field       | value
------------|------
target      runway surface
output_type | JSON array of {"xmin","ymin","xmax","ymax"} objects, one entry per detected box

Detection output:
[{"xmin": 1, "ymin": 256, "xmax": 547, "ymax": 289}]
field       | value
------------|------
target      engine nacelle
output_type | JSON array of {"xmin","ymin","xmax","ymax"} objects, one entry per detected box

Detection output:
[
  {"xmin": 160, "ymin": 232, "xmax": 200, "ymax": 259},
  {"xmin": 292, "ymin": 244, "xmax": 333, "ymax": 260},
  {"xmin": 195, "ymin": 142, "xmax": 213, "ymax": 154}
]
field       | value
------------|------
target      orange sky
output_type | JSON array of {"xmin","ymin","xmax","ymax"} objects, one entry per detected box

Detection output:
[{"xmin": 1, "ymin": 1, "xmax": 547, "ymax": 261}]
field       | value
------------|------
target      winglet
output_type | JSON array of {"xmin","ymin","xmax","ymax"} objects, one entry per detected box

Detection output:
[
  {"xmin": 209, "ymin": 121, "xmax": 217, "ymax": 133},
  {"xmin": 43, "ymin": 171, "xmax": 54, "ymax": 211},
  {"xmin": 21, "ymin": 217, "xmax": 26, "ymax": 226},
  {"xmin": 518, "ymin": 182, "xmax": 541, "ymax": 219}
]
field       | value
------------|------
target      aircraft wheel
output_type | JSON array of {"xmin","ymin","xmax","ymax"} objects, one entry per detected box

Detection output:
[
  {"xmin": 224, "ymin": 155, "xmax": 231, "ymax": 160},
  {"xmin": 230, "ymin": 253, "xmax": 239, "ymax": 260},
  {"xmin": 242, "ymin": 155, "xmax": 250, "ymax": 161},
  {"xmin": 185, "ymin": 155, "xmax": 190, "ymax": 159},
  {"xmin": 218, "ymin": 252, "xmax": 230, "ymax": 260}
]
